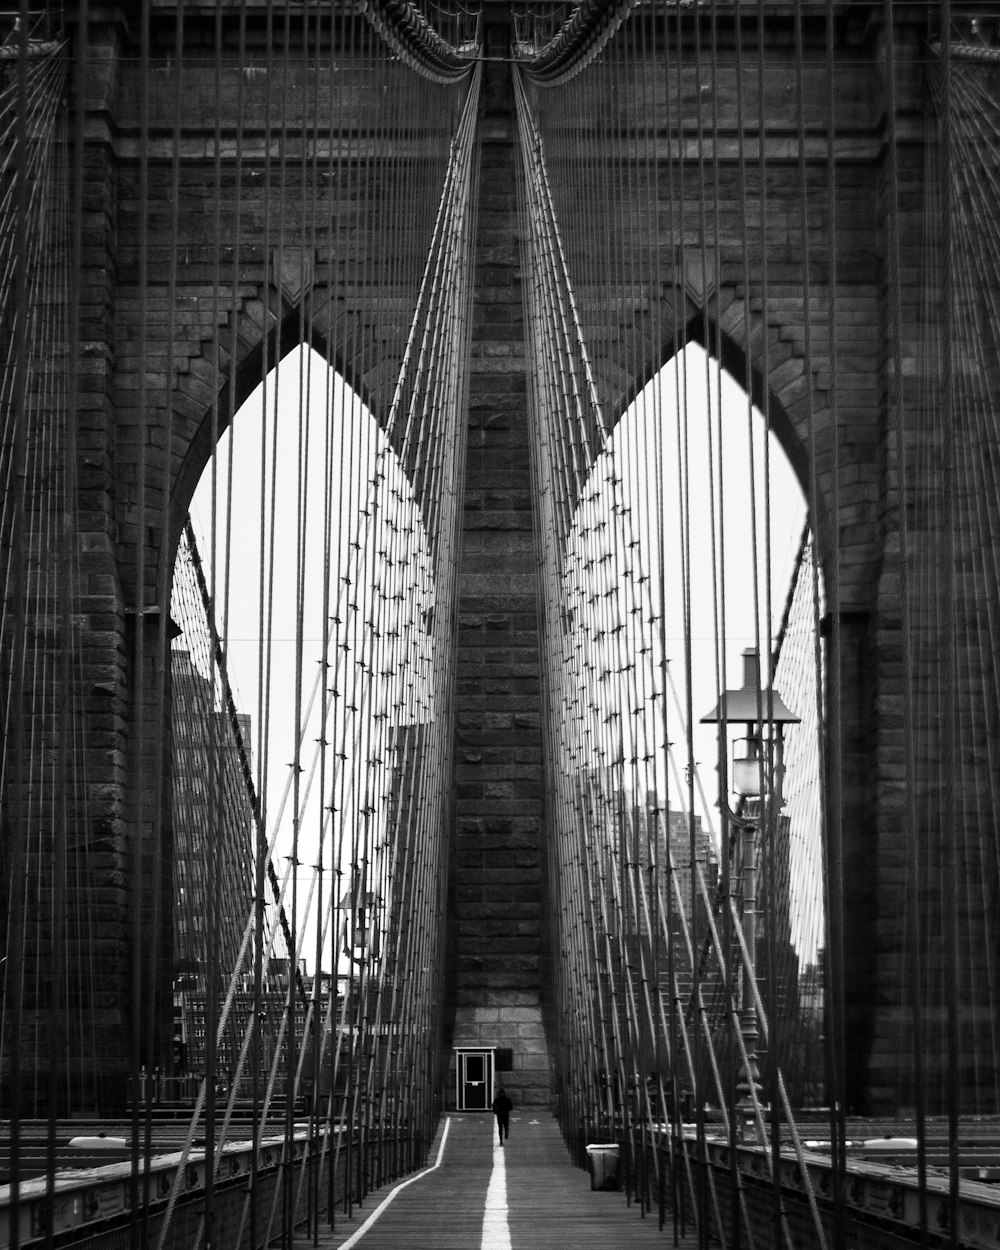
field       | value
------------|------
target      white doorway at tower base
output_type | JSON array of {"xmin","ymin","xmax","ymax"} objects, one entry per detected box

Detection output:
[{"xmin": 455, "ymin": 1046, "xmax": 495, "ymax": 1111}]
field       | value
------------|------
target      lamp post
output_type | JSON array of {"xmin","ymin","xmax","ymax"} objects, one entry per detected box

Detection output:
[{"xmin": 700, "ymin": 647, "xmax": 799, "ymax": 1143}]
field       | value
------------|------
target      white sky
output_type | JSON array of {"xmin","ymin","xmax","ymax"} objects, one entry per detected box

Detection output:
[
  {"xmin": 617, "ymin": 345, "xmax": 807, "ymax": 821},
  {"xmin": 187, "ymin": 348, "xmax": 433, "ymax": 972}
]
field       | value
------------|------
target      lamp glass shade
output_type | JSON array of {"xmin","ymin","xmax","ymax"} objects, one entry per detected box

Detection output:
[{"xmin": 733, "ymin": 751, "xmax": 762, "ymax": 797}]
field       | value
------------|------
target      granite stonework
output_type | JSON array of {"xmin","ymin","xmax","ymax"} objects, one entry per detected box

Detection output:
[
  {"xmin": 445, "ymin": 16, "xmax": 554, "ymax": 1109},
  {"xmin": 15, "ymin": 4, "xmax": 997, "ymax": 1116}
]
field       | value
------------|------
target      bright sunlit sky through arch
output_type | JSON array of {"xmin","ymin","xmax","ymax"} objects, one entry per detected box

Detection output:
[{"xmin": 186, "ymin": 341, "xmax": 812, "ymax": 968}]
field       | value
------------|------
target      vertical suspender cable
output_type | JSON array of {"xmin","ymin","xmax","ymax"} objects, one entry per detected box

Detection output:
[
  {"xmin": 144, "ymin": 10, "xmax": 187, "ymax": 1243},
  {"xmin": 823, "ymin": 0, "xmax": 847, "ymax": 1242},
  {"xmin": 5, "ymin": 3, "xmax": 31, "ymax": 1243},
  {"xmin": 305, "ymin": 7, "xmax": 329, "ymax": 1237},
  {"xmin": 658, "ymin": 7, "xmax": 686, "ymax": 1234},
  {"xmin": 128, "ymin": 3, "xmax": 151, "ymax": 1241},
  {"xmin": 730, "ymin": 4, "xmax": 756, "ymax": 1241},
  {"xmin": 881, "ymin": 4, "xmax": 926, "ymax": 1243},
  {"xmin": 935, "ymin": 4, "xmax": 961, "ymax": 1244},
  {"xmin": 57, "ymin": 2, "xmax": 89, "ymax": 1220}
]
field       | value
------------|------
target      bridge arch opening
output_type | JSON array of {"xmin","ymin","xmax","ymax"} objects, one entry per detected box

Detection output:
[
  {"xmin": 565, "ymin": 343, "xmax": 813, "ymax": 770},
  {"xmin": 555, "ymin": 340, "xmax": 826, "ymax": 1108},
  {"xmin": 170, "ymin": 343, "xmax": 435, "ymax": 992}
]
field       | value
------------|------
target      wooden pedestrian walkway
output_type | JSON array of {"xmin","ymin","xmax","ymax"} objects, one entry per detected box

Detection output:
[{"xmin": 293, "ymin": 1112, "xmax": 700, "ymax": 1248}]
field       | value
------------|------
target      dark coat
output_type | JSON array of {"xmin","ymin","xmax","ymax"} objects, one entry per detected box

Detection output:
[{"xmin": 492, "ymin": 1093, "xmax": 513, "ymax": 1120}]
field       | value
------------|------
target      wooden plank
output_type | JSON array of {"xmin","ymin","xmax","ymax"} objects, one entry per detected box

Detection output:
[{"xmin": 294, "ymin": 1113, "xmax": 702, "ymax": 1248}]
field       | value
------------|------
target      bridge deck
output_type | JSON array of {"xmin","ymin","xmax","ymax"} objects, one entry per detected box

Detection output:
[{"xmin": 295, "ymin": 1112, "xmax": 697, "ymax": 1248}]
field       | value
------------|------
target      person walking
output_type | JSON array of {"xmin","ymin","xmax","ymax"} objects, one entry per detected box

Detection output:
[{"xmin": 491, "ymin": 1087, "xmax": 512, "ymax": 1146}]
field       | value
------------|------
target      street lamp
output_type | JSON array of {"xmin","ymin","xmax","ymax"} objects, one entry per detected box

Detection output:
[
  {"xmin": 340, "ymin": 887, "xmax": 381, "ymax": 964},
  {"xmin": 700, "ymin": 647, "xmax": 799, "ymax": 1143}
]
